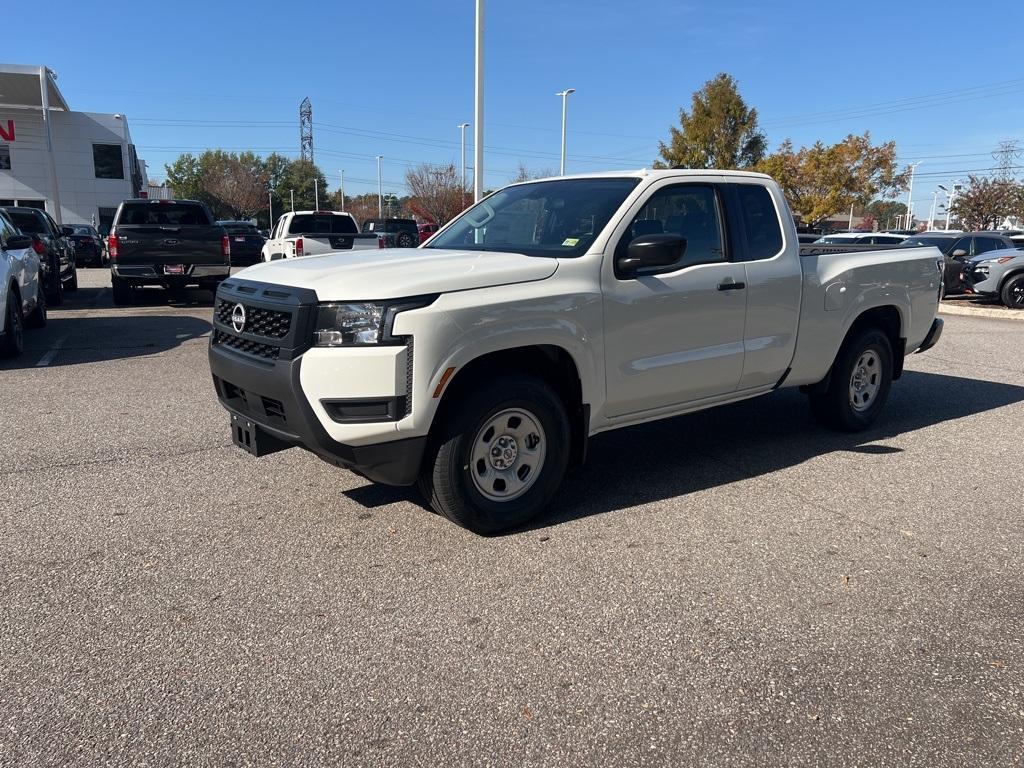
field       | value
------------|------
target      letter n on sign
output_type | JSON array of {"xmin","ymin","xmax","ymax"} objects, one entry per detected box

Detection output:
[{"xmin": 0, "ymin": 121, "xmax": 15, "ymax": 142}]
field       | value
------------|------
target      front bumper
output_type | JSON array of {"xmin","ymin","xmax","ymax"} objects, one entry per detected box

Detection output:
[{"xmin": 208, "ymin": 279, "xmax": 425, "ymax": 486}]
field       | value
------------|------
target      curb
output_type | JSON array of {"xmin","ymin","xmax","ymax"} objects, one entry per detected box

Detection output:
[{"xmin": 939, "ymin": 302, "xmax": 1024, "ymax": 321}]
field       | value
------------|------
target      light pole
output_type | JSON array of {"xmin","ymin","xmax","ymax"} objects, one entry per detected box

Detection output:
[
  {"xmin": 556, "ymin": 88, "xmax": 576, "ymax": 175},
  {"xmin": 339, "ymin": 170, "xmax": 345, "ymax": 211},
  {"xmin": 376, "ymin": 156, "xmax": 384, "ymax": 217},
  {"xmin": 268, "ymin": 188, "xmax": 274, "ymax": 232},
  {"xmin": 927, "ymin": 189, "xmax": 939, "ymax": 230},
  {"xmin": 940, "ymin": 182, "xmax": 961, "ymax": 231},
  {"xmin": 290, "ymin": 189, "xmax": 294, "ymax": 212},
  {"xmin": 905, "ymin": 162, "xmax": 921, "ymax": 230},
  {"xmin": 314, "ymin": 177, "xmax": 319, "ymax": 210},
  {"xmin": 474, "ymin": 0, "xmax": 484, "ymax": 202},
  {"xmin": 458, "ymin": 122, "xmax": 469, "ymax": 209}
]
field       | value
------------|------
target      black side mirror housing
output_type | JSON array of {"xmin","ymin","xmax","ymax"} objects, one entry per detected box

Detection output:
[
  {"xmin": 5, "ymin": 234, "xmax": 33, "ymax": 251},
  {"xmin": 616, "ymin": 233, "xmax": 687, "ymax": 276}
]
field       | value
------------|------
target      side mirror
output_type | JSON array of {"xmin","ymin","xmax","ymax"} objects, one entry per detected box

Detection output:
[
  {"xmin": 5, "ymin": 234, "xmax": 33, "ymax": 251},
  {"xmin": 952, "ymin": 249, "xmax": 968, "ymax": 258},
  {"xmin": 616, "ymin": 234, "xmax": 686, "ymax": 275}
]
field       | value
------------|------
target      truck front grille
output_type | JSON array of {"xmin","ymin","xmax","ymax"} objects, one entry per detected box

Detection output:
[
  {"xmin": 212, "ymin": 330, "xmax": 280, "ymax": 360},
  {"xmin": 215, "ymin": 299, "xmax": 292, "ymax": 339}
]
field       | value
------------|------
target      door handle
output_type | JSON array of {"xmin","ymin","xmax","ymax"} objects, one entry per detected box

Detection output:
[{"xmin": 717, "ymin": 279, "xmax": 746, "ymax": 291}]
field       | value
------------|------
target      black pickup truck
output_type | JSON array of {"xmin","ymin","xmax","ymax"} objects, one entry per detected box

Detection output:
[
  {"xmin": 108, "ymin": 199, "xmax": 229, "ymax": 305},
  {"xmin": 216, "ymin": 220, "xmax": 265, "ymax": 266}
]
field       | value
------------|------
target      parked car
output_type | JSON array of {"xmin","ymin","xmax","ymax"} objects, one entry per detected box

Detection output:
[
  {"xmin": 108, "ymin": 199, "xmax": 230, "ymax": 305},
  {"xmin": 965, "ymin": 248, "xmax": 1024, "ymax": 308},
  {"xmin": 813, "ymin": 232, "xmax": 907, "ymax": 245},
  {"xmin": 208, "ymin": 169, "xmax": 943, "ymax": 534},
  {"xmin": 216, "ymin": 221, "xmax": 266, "ymax": 267},
  {"xmin": 1009, "ymin": 234, "xmax": 1024, "ymax": 250},
  {"xmin": 64, "ymin": 224, "xmax": 106, "ymax": 267},
  {"xmin": 0, "ymin": 206, "xmax": 78, "ymax": 305},
  {"xmin": 0, "ymin": 209, "xmax": 47, "ymax": 358},
  {"xmin": 418, "ymin": 222, "xmax": 439, "ymax": 244},
  {"xmin": 900, "ymin": 231, "xmax": 1016, "ymax": 295},
  {"xmin": 261, "ymin": 211, "xmax": 380, "ymax": 262},
  {"xmin": 362, "ymin": 218, "xmax": 419, "ymax": 248}
]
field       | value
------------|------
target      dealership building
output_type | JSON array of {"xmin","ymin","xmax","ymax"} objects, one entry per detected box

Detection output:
[{"xmin": 0, "ymin": 63, "xmax": 147, "ymax": 233}]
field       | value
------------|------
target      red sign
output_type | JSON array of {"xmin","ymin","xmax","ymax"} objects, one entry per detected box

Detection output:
[{"xmin": 0, "ymin": 121, "xmax": 14, "ymax": 142}]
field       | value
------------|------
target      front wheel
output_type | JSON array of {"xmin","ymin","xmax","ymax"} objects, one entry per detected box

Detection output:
[
  {"xmin": 809, "ymin": 327, "xmax": 893, "ymax": 432},
  {"xmin": 1000, "ymin": 274, "xmax": 1024, "ymax": 309},
  {"xmin": 419, "ymin": 376, "xmax": 571, "ymax": 534}
]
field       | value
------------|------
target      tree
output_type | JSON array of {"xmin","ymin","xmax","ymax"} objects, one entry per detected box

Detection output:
[
  {"xmin": 948, "ymin": 175, "xmax": 1024, "ymax": 231},
  {"xmin": 404, "ymin": 163, "xmax": 468, "ymax": 225},
  {"xmin": 864, "ymin": 199, "xmax": 907, "ymax": 229},
  {"xmin": 655, "ymin": 73, "xmax": 766, "ymax": 170},
  {"xmin": 755, "ymin": 133, "xmax": 908, "ymax": 226},
  {"xmin": 278, "ymin": 159, "xmax": 328, "ymax": 212},
  {"xmin": 203, "ymin": 151, "xmax": 269, "ymax": 220},
  {"xmin": 509, "ymin": 162, "xmax": 556, "ymax": 183},
  {"xmin": 164, "ymin": 153, "xmax": 207, "ymax": 205}
]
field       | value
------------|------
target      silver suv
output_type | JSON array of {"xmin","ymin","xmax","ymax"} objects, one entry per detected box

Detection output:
[{"xmin": 967, "ymin": 248, "xmax": 1024, "ymax": 308}]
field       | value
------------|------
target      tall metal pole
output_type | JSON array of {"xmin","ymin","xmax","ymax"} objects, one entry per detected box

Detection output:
[
  {"xmin": 339, "ymin": 170, "xmax": 345, "ymax": 211},
  {"xmin": 376, "ymin": 156, "xmax": 383, "ymax": 217},
  {"xmin": 927, "ymin": 190, "xmax": 938, "ymax": 230},
  {"xmin": 458, "ymin": 123, "xmax": 469, "ymax": 209},
  {"xmin": 474, "ymin": 0, "xmax": 484, "ymax": 202},
  {"xmin": 268, "ymin": 190, "xmax": 273, "ymax": 232},
  {"xmin": 314, "ymin": 178, "xmax": 319, "ymax": 210},
  {"xmin": 39, "ymin": 67, "xmax": 63, "ymax": 225},
  {"xmin": 945, "ymin": 183, "xmax": 960, "ymax": 231},
  {"xmin": 557, "ymin": 88, "xmax": 576, "ymax": 175},
  {"xmin": 848, "ymin": 203, "xmax": 854, "ymax": 230},
  {"xmin": 905, "ymin": 162, "xmax": 921, "ymax": 230},
  {"xmin": 290, "ymin": 189, "xmax": 294, "ymax": 212}
]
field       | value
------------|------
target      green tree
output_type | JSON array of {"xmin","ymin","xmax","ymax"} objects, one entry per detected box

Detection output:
[
  {"xmin": 864, "ymin": 199, "xmax": 908, "ymax": 229},
  {"xmin": 755, "ymin": 133, "xmax": 907, "ymax": 226},
  {"xmin": 655, "ymin": 73, "xmax": 766, "ymax": 170},
  {"xmin": 278, "ymin": 159, "xmax": 328, "ymax": 212},
  {"xmin": 949, "ymin": 176, "xmax": 1024, "ymax": 231},
  {"xmin": 164, "ymin": 153, "xmax": 206, "ymax": 204}
]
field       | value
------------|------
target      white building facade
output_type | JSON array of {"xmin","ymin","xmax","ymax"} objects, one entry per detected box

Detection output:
[{"xmin": 0, "ymin": 64, "xmax": 147, "ymax": 233}]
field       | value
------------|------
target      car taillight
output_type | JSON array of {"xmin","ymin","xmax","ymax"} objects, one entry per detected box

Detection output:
[
  {"xmin": 31, "ymin": 238, "xmax": 46, "ymax": 255},
  {"xmin": 295, "ymin": 237, "xmax": 304, "ymax": 257},
  {"xmin": 108, "ymin": 233, "xmax": 119, "ymax": 260},
  {"xmin": 221, "ymin": 234, "xmax": 231, "ymax": 258},
  {"xmin": 378, "ymin": 236, "xmax": 386, "ymax": 249}
]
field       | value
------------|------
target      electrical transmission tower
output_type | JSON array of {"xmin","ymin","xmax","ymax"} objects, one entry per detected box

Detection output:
[
  {"xmin": 299, "ymin": 97, "xmax": 313, "ymax": 164},
  {"xmin": 992, "ymin": 140, "xmax": 1021, "ymax": 181}
]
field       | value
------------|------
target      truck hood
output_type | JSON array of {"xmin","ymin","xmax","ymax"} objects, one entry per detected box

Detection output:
[{"xmin": 234, "ymin": 248, "xmax": 558, "ymax": 300}]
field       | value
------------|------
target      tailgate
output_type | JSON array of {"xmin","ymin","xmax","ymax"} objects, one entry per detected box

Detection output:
[{"xmin": 116, "ymin": 225, "xmax": 227, "ymax": 265}]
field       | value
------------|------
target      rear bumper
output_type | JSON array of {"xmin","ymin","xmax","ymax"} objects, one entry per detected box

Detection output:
[
  {"xmin": 915, "ymin": 317, "xmax": 943, "ymax": 354},
  {"xmin": 113, "ymin": 264, "xmax": 230, "ymax": 283},
  {"xmin": 209, "ymin": 343, "xmax": 425, "ymax": 485}
]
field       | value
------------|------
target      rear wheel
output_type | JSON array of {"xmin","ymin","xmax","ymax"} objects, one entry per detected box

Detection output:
[
  {"xmin": 111, "ymin": 276, "xmax": 133, "ymax": 306},
  {"xmin": 1, "ymin": 287, "xmax": 24, "ymax": 358},
  {"xmin": 1000, "ymin": 274, "xmax": 1024, "ymax": 309},
  {"xmin": 25, "ymin": 280, "xmax": 46, "ymax": 328},
  {"xmin": 809, "ymin": 327, "xmax": 893, "ymax": 432},
  {"xmin": 396, "ymin": 232, "xmax": 415, "ymax": 248},
  {"xmin": 46, "ymin": 256, "xmax": 64, "ymax": 306},
  {"xmin": 418, "ymin": 376, "xmax": 570, "ymax": 534},
  {"xmin": 65, "ymin": 264, "xmax": 78, "ymax": 292}
]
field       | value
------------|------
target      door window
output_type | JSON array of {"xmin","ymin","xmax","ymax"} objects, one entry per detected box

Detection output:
[
  {"xmin": 618, "ymin": 184, "xmax": 725, "ymax": 270},
  {"xmin": 976, "ymin": 237, "xmax": 1005, "ymax": 254},
  {"xmin": 950, "ymin": 237, "xmax": 972, "ymax": 257}
]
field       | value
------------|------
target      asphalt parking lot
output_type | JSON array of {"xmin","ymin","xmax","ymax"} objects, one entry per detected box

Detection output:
[{"xmin": 2, "ymin": 268, "xmax": 1023, "ymax": 767}]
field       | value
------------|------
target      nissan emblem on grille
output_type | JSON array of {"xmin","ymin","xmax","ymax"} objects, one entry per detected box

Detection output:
[{"xmin": 231, "ymin": 303, "xmax": 247, "ymax": 333}]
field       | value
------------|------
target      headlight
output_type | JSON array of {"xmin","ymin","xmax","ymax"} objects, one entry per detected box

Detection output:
[{"xmin": 314, "ymin": 302, "xmax": 384, "ymax": 346}]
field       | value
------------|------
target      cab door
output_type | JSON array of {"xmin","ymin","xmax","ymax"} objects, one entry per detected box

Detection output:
[{"xmin": 601, "ymin": 181, "xmax": 748, "ymax": 418}]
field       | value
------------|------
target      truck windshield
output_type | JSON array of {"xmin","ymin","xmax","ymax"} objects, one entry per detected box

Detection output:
[
  {"xmin": 425, "ymin": 177, "xmax": 641, "ymax": 257},
  {"xmin": 290, "ymin": 214, "xmax": 357, "ymax": 235},
  {"xmin": 119, "ymin": 203, "xmax": 212, "ymax": 226}
]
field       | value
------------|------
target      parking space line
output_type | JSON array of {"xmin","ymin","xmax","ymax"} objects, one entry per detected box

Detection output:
[{"xmin": 35, "ymin": 335, "xmax": 68, "ymax": 367}]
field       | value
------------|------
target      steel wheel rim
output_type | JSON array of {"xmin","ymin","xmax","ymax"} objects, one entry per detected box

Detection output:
[
  {"xmin": 469, "ymin": 407, "xmax": 546, "ymax": 502},
  {"xmin": 849, "ymin": 349, "xmax": 881, "ymax": 412}
]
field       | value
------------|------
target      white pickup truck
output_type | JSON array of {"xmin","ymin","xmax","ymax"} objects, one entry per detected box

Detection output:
[
  {"xmin": 261, "ymin": 210, "xmax": 382, "ymax": 262},
  {"xmin": 210, "ymin": 170, "xmax": 944, "ymax": 534}
]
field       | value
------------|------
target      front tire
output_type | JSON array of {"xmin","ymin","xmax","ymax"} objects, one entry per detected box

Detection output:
[
  {"xmin": 1000, "ymin": 274, "xmax": 1024, "ymax": 309},
  {"xmin": 809, "ymin": 327, "xmax": 893, "ymax": 432},
  {"xmin": 419, "ymin": 376, "xmax": 570, "ymax": 534}
]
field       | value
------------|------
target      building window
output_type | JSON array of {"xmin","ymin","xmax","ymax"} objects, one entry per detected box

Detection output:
[
  {"xmin": 0, "ymin": 145, "xmax": 10, "ymax": 171},
  {"xmin": 93, "ymin": 144, "xmax": 124, "ymax": 179}
]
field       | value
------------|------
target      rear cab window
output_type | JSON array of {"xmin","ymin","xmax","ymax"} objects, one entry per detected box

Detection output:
[
  {"xmin": 117, "ymin": 202, "xmax": 213, "ymax": 226},
  {"xmin": 289, "ymin": 214, "xmax": 357, "ymax": 235}
]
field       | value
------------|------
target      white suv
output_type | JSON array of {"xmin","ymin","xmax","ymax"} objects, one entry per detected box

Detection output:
[{"xmin": 0, "ymin": 210, "xmax": 47, "ymax": 358}]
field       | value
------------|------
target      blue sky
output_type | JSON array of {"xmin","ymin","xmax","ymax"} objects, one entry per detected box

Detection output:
[{"xmin": 9, "ymin": 0, "xmax": 1024, "ymax": 217}]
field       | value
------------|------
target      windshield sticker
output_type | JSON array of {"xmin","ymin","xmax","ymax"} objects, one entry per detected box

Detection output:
[{"xmin": 562, "ymin": 237, "xmax": 580, "ymax": 247}]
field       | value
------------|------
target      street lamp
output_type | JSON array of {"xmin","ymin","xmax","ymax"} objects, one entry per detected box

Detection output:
[
  {"xmin": 268, "ymin": 187, "xmax": 275, "ymax": 232},
  {"xmin": 338, "ymin": 170, "xmax": 345, "ymax": 212},
  {"xmin": 905, "ymin": 162, "xmax": 921, "ymax": 230},
  {"xmin": 556, "ymin": 88, "xmax": 576, "ymax": 175},
  {"xmin": 474, "ymin": 0, "xmax": 484, "ymax": 202},
  {"xmin": 458, "ymin": 122, "xmax": 470, "ymax": 210},
  {"xmin": 376, "ymin": 155, "xmax": 383, "ymax": 218},
  {"xmin": 938, "ymin": 182, "xmax": 961, "ymax": 231}
]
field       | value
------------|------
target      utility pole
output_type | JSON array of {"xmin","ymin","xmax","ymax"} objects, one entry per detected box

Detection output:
[
  {"xmin": 557, "ymin": 88, "xmax": 576, "ymax": 175},
  {"xmin": 339, "ymin": 170, "xmax": 345, "ymax": 211},
  {"xmin": 376, "ymin": 156, "xmax": 384, "ymax": 217},
  {"xmin": 474, "ymin": 0, "xmax": 484, "ymax": 202},
  {"xmin": 905, "ymin": 162, "xmax": 921, "ymax": 229},
  {"xmin": 458, "ymin": 123, "xmax": 469, "ymax": 210}
]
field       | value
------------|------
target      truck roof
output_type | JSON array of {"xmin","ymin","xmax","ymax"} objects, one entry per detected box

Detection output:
[
  {"xmin": 515, "ymin": 168, "xmax": 774, "ymax": 184},
  {"xmin": 285, "ymin": 210, "xmax": 356, "ymax": 217}
]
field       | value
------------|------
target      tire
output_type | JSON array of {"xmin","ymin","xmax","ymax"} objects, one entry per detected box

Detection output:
[
  {"xmin": 419, "ymin": 375, "xmax": 571, "ymax": 534},
  {"xmin": 65, "ymin": 264, "xmax": 78, "ymax": 292},
  {"xmin": 1000, "ymin": 274, "xmax": 1024, "ymax": 309},
  {"xmin": 111, "ymin": 276, "xmax": 133, "ymax": 306},
  {"xmin": 0, "ymin": 287, "xmax": 24, "ymax": 358},
  {"xmin": 396, "ymin": 232, "xmax": 415, "ymax": 248},
  {"xmin": 25, "ymin": 280, "xmax": 46, "ymax": 328},
  {"xmin": 46, "ymin": 256, "xmax": 64, "ymax": 307},
  {"xmin": 809, "ymin": 327, "xmax": 893, "ymax": 432}
]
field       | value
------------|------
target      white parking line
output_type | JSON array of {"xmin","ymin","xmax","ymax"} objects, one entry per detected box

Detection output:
[{"xmin": 35, "ymin": 335, "xmax": 68, "ymax": 367}]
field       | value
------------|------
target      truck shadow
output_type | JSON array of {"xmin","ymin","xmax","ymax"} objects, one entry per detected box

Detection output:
[{"xmin": 346, "ymin": 370, "xmax": 1024, "ymax": 532}]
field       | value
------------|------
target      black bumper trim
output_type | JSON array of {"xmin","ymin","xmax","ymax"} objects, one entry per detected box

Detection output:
[{"xmin": 915, "ymin": 317, "xmax": 943, "ymax": 354}]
